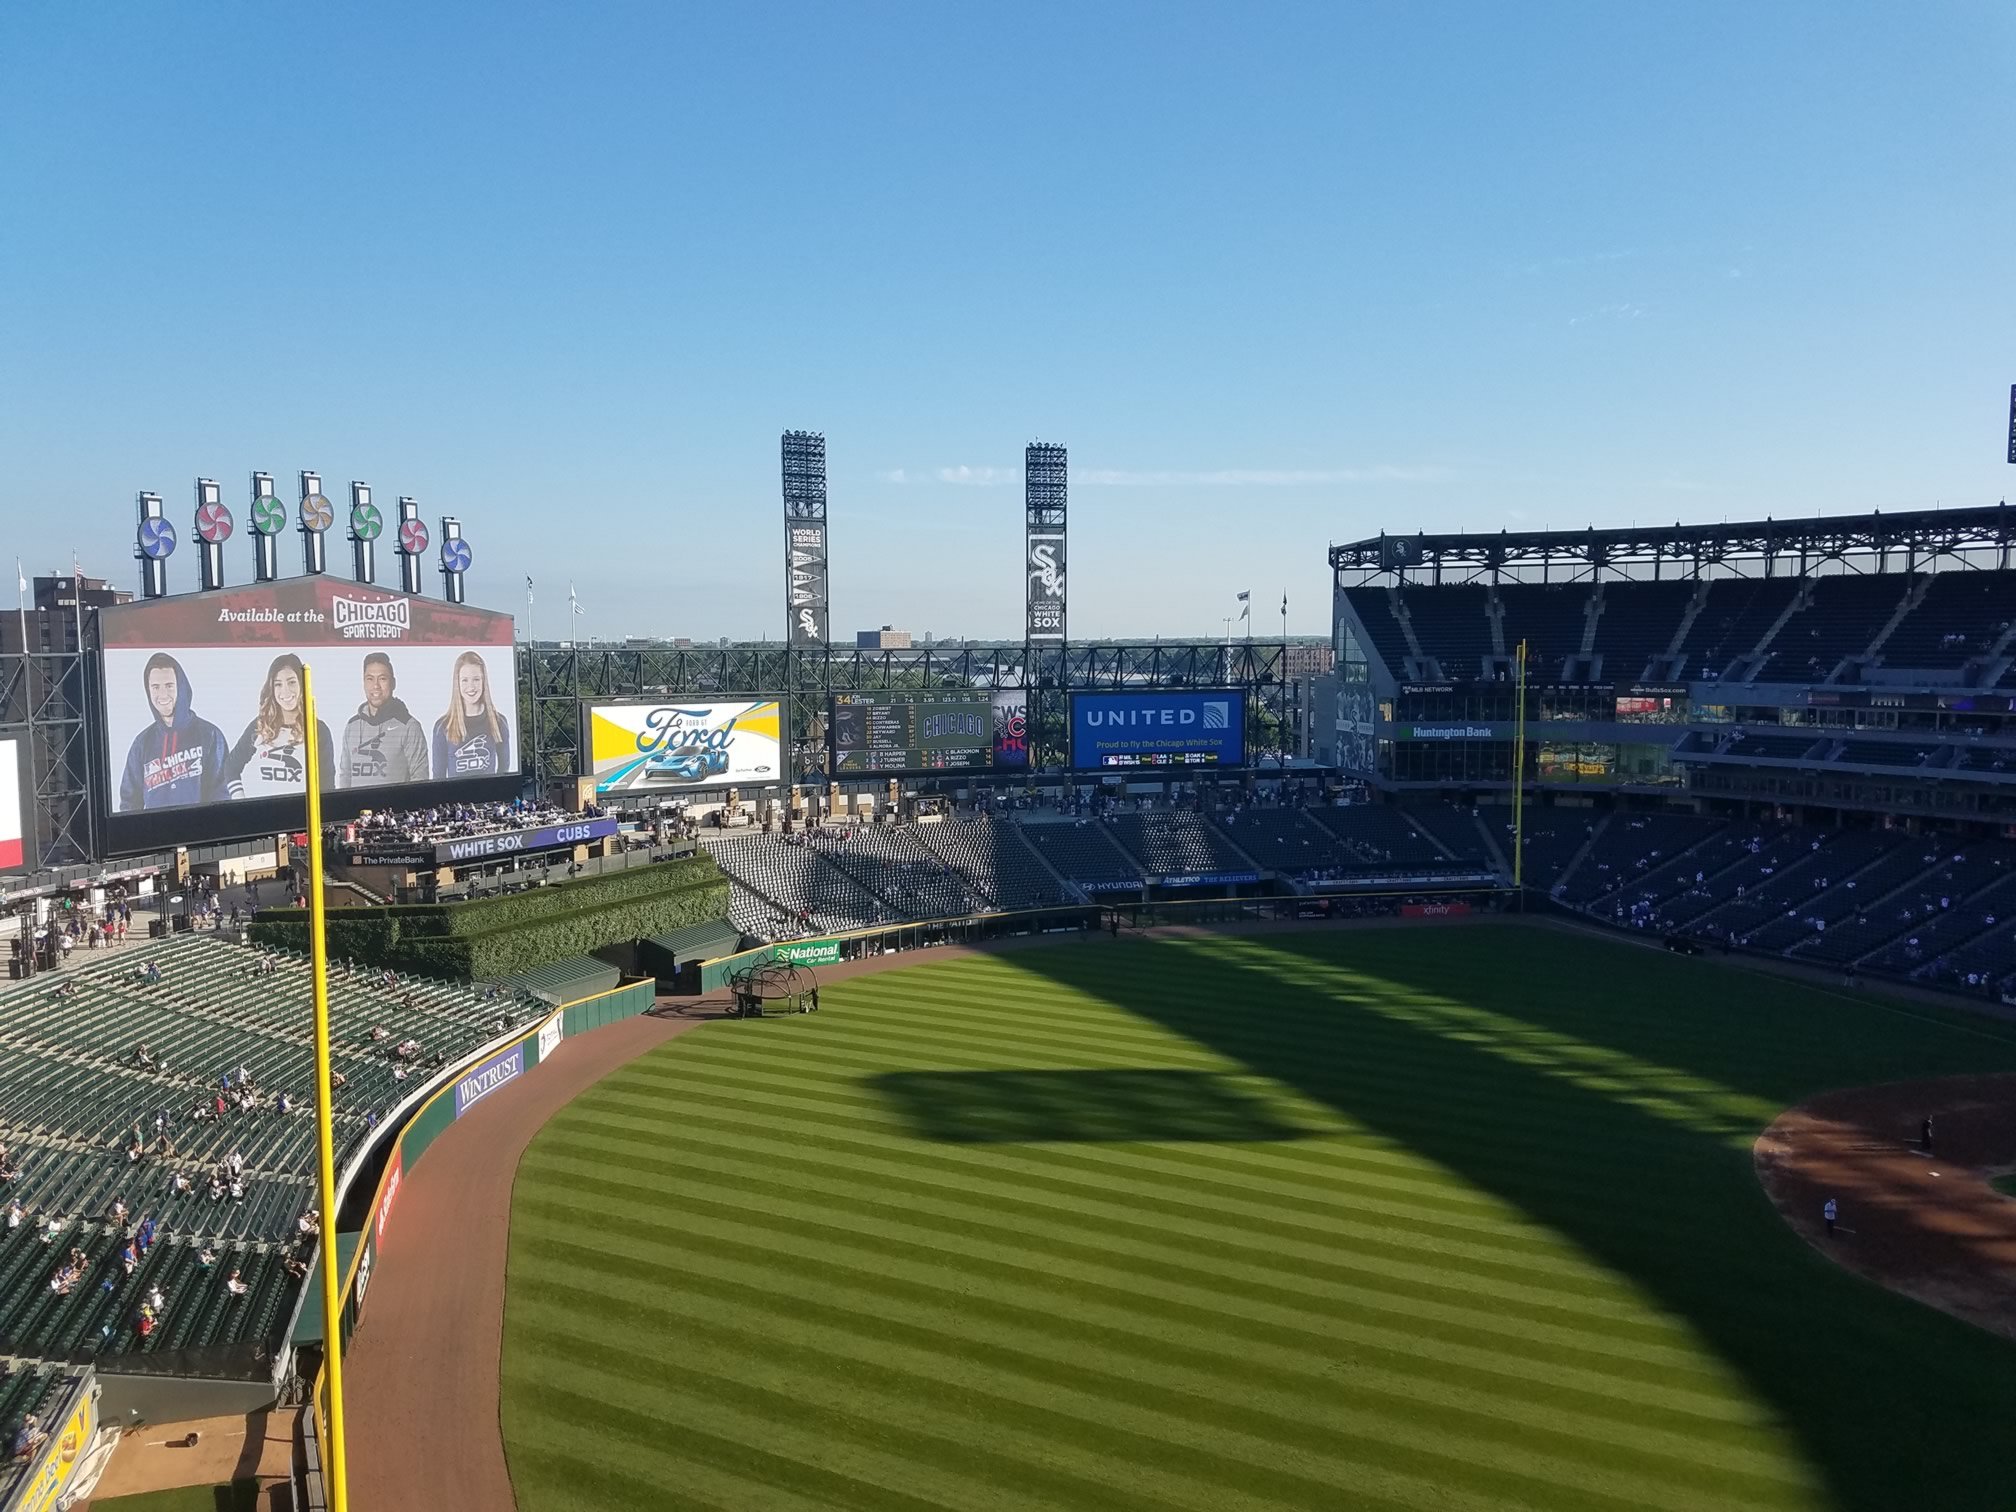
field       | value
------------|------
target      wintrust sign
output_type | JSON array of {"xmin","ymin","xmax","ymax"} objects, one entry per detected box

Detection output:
[{"xmin": 454, "ymin": 1044, "xmax": 525, "ymax": 1116}]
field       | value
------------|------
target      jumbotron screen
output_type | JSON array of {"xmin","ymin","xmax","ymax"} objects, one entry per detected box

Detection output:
[
  {"xmin": 97, "ymin": 579, "xmax": 519, "ymax": 854},
  {"xmin": 829, "ymin": 690, "xmax": 994, "ymax": 774}
]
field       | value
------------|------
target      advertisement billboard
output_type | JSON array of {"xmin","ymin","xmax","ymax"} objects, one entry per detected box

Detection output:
[
  {"xmin": 830, "ymin": 690, "xmax": 993, "ymax": 773},
  {"xmin": 1026, "ymin": 528, "xmax": 1066, "ymax": 643},
  {"xmin": 0, "ymin": 738, "xmax": 24, "ymax": 872},
  {"xmin": 1070, "ymin": 689, "xmax": 1248, "ymax": 769},
  {"xmin": 587, "ymin": 700, "xmax": 784, "ymax": 794},
  {"xmin": 787, "ymin": 523, "xmax": 829, "ymax": 646},
  {"xmin": 992, "ymin": 689, "xmax": 1029, "ymax": 770},
  {"xmin": 97, "ymin": 580, "xmax": 518, "ymax": 853},
  {"xmin": 455, "ymin": 1042, "xmax": 525, "ymax": 1116}
]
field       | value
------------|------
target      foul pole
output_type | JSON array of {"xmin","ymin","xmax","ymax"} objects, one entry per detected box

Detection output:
[
  {"xmin": 301, "ymin": 667, "xmax": 350, "ymax": 1511},
  {"xmin": 1511, "ymin": 639, "xmax": 1529, "ymax": 902}
]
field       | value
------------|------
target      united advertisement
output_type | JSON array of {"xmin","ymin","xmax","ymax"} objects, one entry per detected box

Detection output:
[
  {"xmin": 587, "ymin": 700, "xmax": 784, "ymax": 793},
  {"xmin": 97, "ymin": 580, "xmax": 518, "ymax": 853},
  {"xmin": 1070, "ymin": 689, "xmax": 1248, "ymax": 769}
]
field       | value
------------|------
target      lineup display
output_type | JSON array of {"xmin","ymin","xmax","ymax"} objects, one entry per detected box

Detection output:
[
  {"xmin": 830, "ymin": 690, "xmax": 994, "ymax": 773},
  {"xmin": 97, "ymin": 580, "xmax": 519, "ymax": 853},
  {"xmin": 1070, "ymin": 689, "xmax": 1247, "ymax": 769}
]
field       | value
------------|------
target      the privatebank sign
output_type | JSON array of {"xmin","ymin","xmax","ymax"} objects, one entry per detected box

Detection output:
[
  {"xmin": 434, "ymin": 815, "xmax": 619, "ymax": 865},
  {"xmin": 455, "ymin": 1043, "xmax": 525, "ymax": 1116},
  {"xmin": 1070, "ymin": 689, "xmax": 1247, "ymax": 769}
]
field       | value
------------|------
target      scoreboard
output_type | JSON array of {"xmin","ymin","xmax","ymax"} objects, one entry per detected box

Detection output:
[{"xmin": 830, "ymin": 690, "xmax": 994, "ymax": 773}]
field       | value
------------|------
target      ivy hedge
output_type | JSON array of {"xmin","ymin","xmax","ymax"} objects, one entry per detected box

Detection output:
[{"xmin": 250, "ymin": 854, "xmax": 728, "ymax": 980}]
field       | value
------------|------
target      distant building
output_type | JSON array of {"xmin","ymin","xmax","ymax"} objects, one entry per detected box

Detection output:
[{"xmin": 856, "ymin": 626, "xmax": 912, "ymax": 650}]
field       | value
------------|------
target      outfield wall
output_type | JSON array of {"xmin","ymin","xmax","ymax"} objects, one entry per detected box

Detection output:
[
  {"xmin": 297, "ymin": 977, "xmax": 657, "ymax": 1510},
  {"xmin": 697, "ymin": 889, "xmax": 1513, "ymax": 991}
]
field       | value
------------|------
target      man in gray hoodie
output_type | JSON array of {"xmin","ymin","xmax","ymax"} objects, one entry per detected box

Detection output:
[{"xmin": 339, "ymin": 653, "xmax": 429, "ymax": 789}]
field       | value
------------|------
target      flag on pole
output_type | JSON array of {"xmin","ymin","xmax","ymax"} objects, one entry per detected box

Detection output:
[
  {"xmin": 1281, "ymin": 592, "xmax": 1288, "ymax": 617},
  {"xmin": 15, "ymin": 559, "xmax": 25, "ymax": 601},
  {"xmin": 1237, "ymin": 589, "xmax": 1250, "ymax": 622},
  {"xmin": 568, "ymin": 582, "xmax": 584, "ymax": 617},
  {"xmin": 525, "ymin": 576, "xmax": 534, "ymax": 606}
]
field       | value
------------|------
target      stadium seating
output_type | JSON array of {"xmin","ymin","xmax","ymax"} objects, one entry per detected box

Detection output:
[
  {"xmin": 1495, "ymin": 584, "xmax": 1593, "ymax": 678},
  {"xmin": 1105, "ymin": 812, "xmax": 1254, "ymax": 877},
  {"xmin": 1018, "ymin": 819, "xmax": 1145, "ymax": 887},
  {"xmin": 0, "ymin": 1361, "xmax": 88, "ymax": 1502},
  {"xmin": 1347, "ymin": 586, "xmax": 1415, "ymax": 673},
  {"xmin": 1588, "ymin": 580, "xmax": 1696, "ymax": 684},
  {"xmin": 1204, "ymin": 810, "xmax": 1344, "ymax": 876},
  {"xmin": 811, "ymin": 825, "xmax": 990, "ymax": 919},
  {"xmin": 1399, "ymin": 801, "xmax": 1499, "ymax": 867},
  {"xmin": 1673, "ymin": 577, "xmax": 1803, "ymax": 679},
  {"xmin": 1400, "ymin": 585, "xmax": 1494, "ymax": 678},
  {"xmin": 702, "ymin": 834, "xmax": 901, "ymax": 933},
  {"xmin": 0, "ymin": 933, "xmax": 543, "ymax": 1371},
  {"xmin": 1307, "ymin": 805, "xmax": 1457, "ymax": 874},
  {"xmin": 1510, "ymin": 811, "xmax": 1599, "ymax": 893},
  {"xmin": 1557, "ymin": 812, "xmax": 1727, "ymax": 908},
  {"xmin": 1878, "ymin": 569, "xmax": 2016, "ymax": 670},
  {"xmin": 1763, "ymin": 574, "xmax": 1910, "ymax": 681},
  {"xmin": 912, "ymin": 817, "xmax": 1068, "ymax": 911}
]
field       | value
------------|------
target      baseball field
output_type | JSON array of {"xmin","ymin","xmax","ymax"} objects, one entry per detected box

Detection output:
[{"xmin": 496, "ymin": 924, "xmax": 2016, "ymax": 1511}]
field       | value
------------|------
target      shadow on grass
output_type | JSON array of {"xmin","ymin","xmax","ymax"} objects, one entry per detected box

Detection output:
[
  {"xmin": 997, "ymin": 923, "xmax": 2016, "ymax": 1512},
  {"xmin": 872, "ymin": 1068, "xmax": 1310, "ymax": 1145}
]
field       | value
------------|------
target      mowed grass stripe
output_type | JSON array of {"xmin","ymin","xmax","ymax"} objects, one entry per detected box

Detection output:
[
  {"xmin": 538, "ymin": 1102, "xmax": 1644, "ymax": 1287},
  {"xmin": 512, "ymin": 1204, "xmax": 1763, "ymax": 1433},
  {"xmin": 507, "ymin": 1291, "xmax": 1796, "ymax": 1512},
  {"xmin": 509, "ymin": 1240, "xmax": 1804, "ymax": 1490},
  {"xmin": 523, "ymin": 1140, "xmax": 1700, "ymax": 1364},
  {"xmin": 504, "ymin": 928, "xmax": 2016, "ymax": 1510}
]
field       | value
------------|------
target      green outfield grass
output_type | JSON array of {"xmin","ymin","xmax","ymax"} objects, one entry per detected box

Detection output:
[{"xmin": 498, "ymin": 924, "xmax": 2016, "ymax": 1511}]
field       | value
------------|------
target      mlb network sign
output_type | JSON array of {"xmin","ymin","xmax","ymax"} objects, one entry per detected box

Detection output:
[{"xmin": 1070, "ymin": 689, "xmax": 1247, "ymax": 769}]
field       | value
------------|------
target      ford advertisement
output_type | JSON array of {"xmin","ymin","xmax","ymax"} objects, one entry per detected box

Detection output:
[
  {"xmin": 585, "ymin": 699, "xmax": 784, "ymax": 794},
  {"xmin": 1069, "ymin": 690, "xmax": 1247, "ymax": 770}
]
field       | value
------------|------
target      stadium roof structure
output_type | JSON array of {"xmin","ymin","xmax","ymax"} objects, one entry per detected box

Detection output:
[{"xmin": 1331, "ymin": 503, "xmax": 2016, "ymax": 584}]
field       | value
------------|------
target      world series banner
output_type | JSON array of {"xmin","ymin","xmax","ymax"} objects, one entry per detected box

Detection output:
[
  {"xmin": 587, "ymin": 700, "xmax": 784, "ymax": 793},
  {"xmin": 787, "ymin": 523, "xmax": 829, "ymax": 645},
  {"xmin": 97, "ymin": 580, "xmax": 519, "ymax": 853}
]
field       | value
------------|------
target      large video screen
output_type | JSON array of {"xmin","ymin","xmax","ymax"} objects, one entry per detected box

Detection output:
[
  {"xmin": 0, "ymin": 738, "xmax": 24, "ymax": 872},
  {"xmin": 830, "ymin": 690, "xmax": 993, "ymax": 773},
  {"xmin": 1070, "ymin": 689, "xmax": 1247, "ymax": 769},
  {"xmin": 991, "ymin": 689, "xmax": 1029, "ymax": 770},
  {"xmin": 586, "ymin": 700, "xmax": 784, "ymax": 794},
  {"xmin": 98, "ymin": 581, "xmax": 518, "ymax": 853}
]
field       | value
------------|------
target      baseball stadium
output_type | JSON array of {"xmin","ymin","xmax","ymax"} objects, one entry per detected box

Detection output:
[{"xmin": 4, "ymin": 454, "xmax": 2016, "ymax": 1512}]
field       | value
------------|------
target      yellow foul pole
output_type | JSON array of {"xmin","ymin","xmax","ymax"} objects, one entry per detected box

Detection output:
[
  {"xmin": 301, "ymin": 667, "xmax": 350, "ymax": 1512},
  {"xmin": 1512, "ymin": 639, "xmax": 1529, "ymax": 895}
]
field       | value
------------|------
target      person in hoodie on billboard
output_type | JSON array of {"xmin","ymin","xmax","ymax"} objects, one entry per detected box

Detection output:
[
  {"xmin": 339, "ymin": 653, "xmax": 429, "ymax": 788},
  {"xmin": 431, "ymin": 651, "xmax": 511, "ymax": 779},
  {"xmin": 118, "ymin": 652, "xmax": 230, "ymax": 811},
  {"xmin": 222, "ymin": 653, "xmax": 335, "ymax": 800}
]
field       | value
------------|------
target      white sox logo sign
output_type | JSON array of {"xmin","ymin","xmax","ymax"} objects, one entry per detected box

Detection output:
[{"xmin": 1027, "ymin": 530, "xmax": 1065, "ymax": 641}]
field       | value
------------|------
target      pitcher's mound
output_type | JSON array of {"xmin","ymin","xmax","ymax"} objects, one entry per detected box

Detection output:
[{"xmin": 1754, "ymin": 1073, "xmax": 2016, "ymax": 1340}]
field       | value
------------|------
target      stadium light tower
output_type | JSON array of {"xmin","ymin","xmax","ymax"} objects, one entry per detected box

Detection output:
[
  {"xmin": 348, "ymin": 481, "xmax": 380, "ymax": 585},
  {"xmin": 193, "ymin": 478, "xmax": 233, "ymax": 591},
  {"xmin": 250, "ymin": 473, "xmax": 284, "ymax": 582},
  {"xmin": 394, "ymin": 498, "xmax": 427, "ymax": 595},
  {"xmin": 782, "ymin": 430, "xmax": 829, "ymax": 647},
  {"xmin": 298, "ymin": 471, "xmax": 332, "ymax": 575},
  {"xmin": 438, "ymin": 516, "xmax": 470, "ymax": 603},
  {"xmin": 133, "ymin": 491, "xmax": 172, "ymax": 599}
]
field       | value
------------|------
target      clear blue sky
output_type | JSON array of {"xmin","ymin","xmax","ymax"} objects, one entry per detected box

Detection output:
[{"xmin": 3, "ymin": 3, "xmax": 2012, "ymax": 640}]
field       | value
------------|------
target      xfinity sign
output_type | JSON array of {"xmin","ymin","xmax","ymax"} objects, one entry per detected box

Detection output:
[{"xmin": 1070, "ymin": 690, "xmax": 1246, "ymax": 769}]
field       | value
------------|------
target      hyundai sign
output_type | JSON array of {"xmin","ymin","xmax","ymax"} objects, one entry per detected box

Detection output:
[{"xmin": 1070, "ymin": 690, "xmax": 1247, "ymax": 769}]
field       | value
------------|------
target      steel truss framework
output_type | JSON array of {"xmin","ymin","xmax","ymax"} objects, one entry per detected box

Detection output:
[
  {"xmin": 522, "ymin": 639, "xmax": 1293, "ymax": 786},
  {"xmin": 0, "ymin": 645, "xmax": 96, "ymax": 867},
  {"xmin": 1331, "ymin": 504, "xmax": 2016, "ymax": 586}
]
